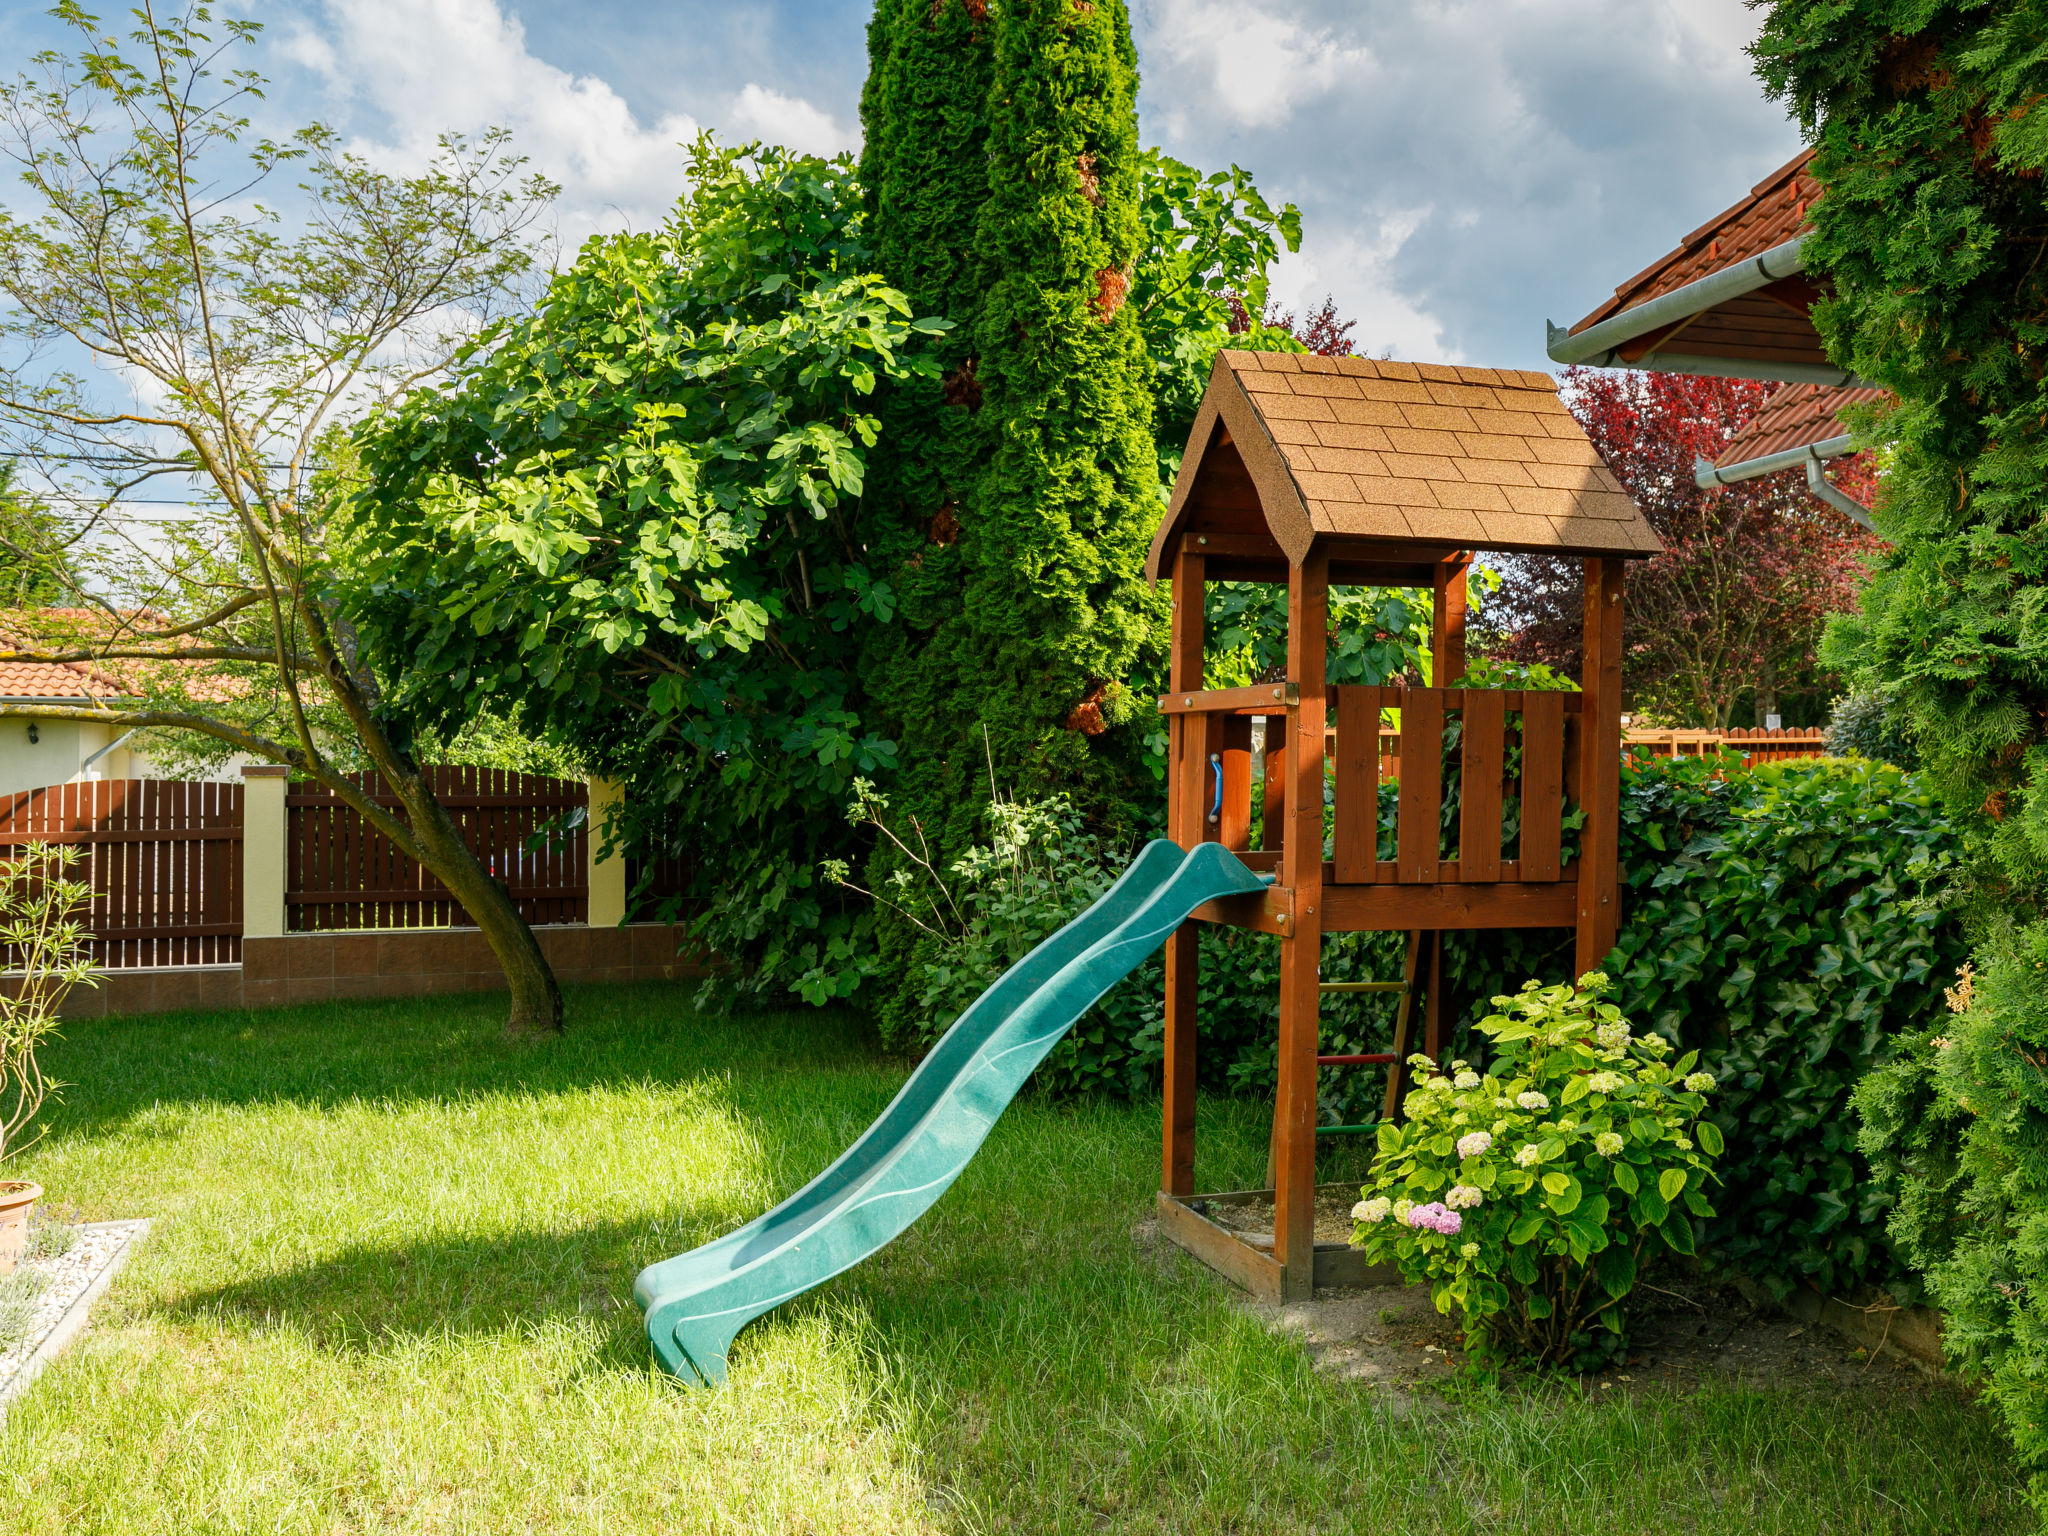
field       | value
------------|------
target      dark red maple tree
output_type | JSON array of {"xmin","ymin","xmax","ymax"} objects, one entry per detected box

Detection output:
[
  {"xmin": 1480, "ymin": 368, "xmax": 1880, "ymax": 728},
  {"xmin": 1228, "ymin": 292, "xmax": 1358, "ymax": 356}
]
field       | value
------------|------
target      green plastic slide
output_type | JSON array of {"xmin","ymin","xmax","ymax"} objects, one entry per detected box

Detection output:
[{"xmin": 633, "ymin": 839, "xmax": 1270, "ymax": 1383}]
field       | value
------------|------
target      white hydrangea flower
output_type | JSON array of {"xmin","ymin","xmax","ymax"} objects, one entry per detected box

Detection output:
[
  {"xmin": 1595, "ymin": 1131, "xmax": 1624, "ymax": 1156},
  {"xmin": 1674, "ymin": 1135, "xmax": 1693, "ymax": 1152},
  {"xmin": 1453, "ymin": 1070, "xmax": 1481, "ymax": 1089},
  {"xmin": 1459, "ymin": 1242, "xmax": 1480, "ymax": 1260},
  {"xmin": 1514, "ymin": 1144, "xmax": 1542, "ymax": 1167},
  {"xmin": 1517, "ymin": 1091, "xmax": 1549, "ymax": 1112},
  {"xmin": 1588, "ymin": 1071, "xmax": 1625, "ymax": 1094},
  {"xmin": 1446, "ymin": 1185, "xmax": 1484, "ymax": 1210},
  {"xmin": 1595, "ymin": 1020, "xmax": 1631, "ymax": 1051},
  {"xmin": 1494, "ymin": 1096, "xmax": 1514, "ymax": 1110},
  {"xmin": 1353, "ymin": 1196, "xmax": 1393, "ymax": 1224},
  {"xmin": 1456, "ymin": 1130, "xmax": 1493, "ymax": 1159},
  {"xmin": 1684, "ymin": 1072, "xmax": 1715, "ymax": 1093}
]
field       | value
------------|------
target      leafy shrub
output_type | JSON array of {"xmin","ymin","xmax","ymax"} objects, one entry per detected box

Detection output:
[
  {"xmin": 1350, "ymin": 974, "xmax": 1721, "ymax": 1370},
  {"xmin": 0, "ymin": 843, "xmax": 95, "ymax": 1165},
  {"xmin": 1823, "ymin": 688, "xmax": 1919, "ymax": 770},
  {"xmin": 1855, "ymin": 933, "xmax": 2048, "ymax": 1493},
  {"xmin": 1601, "ymin": 755, "xmax": 1966, "ymax": 1302}
]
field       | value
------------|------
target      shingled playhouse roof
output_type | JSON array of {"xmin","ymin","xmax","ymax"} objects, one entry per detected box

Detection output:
[{"xmin": 1145, "ymin": 351, "xmax": 1660, "ymax": 581}]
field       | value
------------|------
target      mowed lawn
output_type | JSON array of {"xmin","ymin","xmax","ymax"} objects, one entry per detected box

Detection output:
[{"xmin": 0, "ymin": 983, "xmax": 2023, "ymax": 1534}]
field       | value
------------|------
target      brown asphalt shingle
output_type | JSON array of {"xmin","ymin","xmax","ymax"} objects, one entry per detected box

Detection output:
[{"xmin": 1209, "ymin": 350, "xmax": 1657, "ymax": 557}]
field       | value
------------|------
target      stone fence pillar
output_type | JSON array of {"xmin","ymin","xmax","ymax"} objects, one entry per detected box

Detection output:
[
  {"xmin": 586, "ymin": 777, "xmax": 625, "ymax": 929},
  {"xmin": 241, "ymin": 763, "xmax": 289, "ymax": 939}
]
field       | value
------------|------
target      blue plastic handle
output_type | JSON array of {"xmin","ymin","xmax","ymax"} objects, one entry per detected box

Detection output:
[{"xmin": 1208, "ymin": 753, "xmax": 1222, "ymax": 823}]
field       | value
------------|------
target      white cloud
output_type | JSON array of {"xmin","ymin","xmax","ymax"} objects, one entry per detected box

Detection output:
[
  {"xmin": 1146, "ymin": 0, "xmax": 1372, "ymax": 132},
  {"xmin": 284, "ymin": 0, "xmax": 702, "ymax": 238},
  {"xmin": 1267, "ymin": 210, "xmax": 1453, "ymax": 363},
  {"xmin": 728, "ymin": 84, "xmax": 858, "ymax": 161}
]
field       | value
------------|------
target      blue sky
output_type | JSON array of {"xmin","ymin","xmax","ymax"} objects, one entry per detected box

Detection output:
[{"xmin": 0, "ymin": 0, "xmax": 1807, "ymax": 370}]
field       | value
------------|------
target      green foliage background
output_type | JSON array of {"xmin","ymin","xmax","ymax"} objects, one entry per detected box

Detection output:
[{"xmin": 1754, "ymin": 1, "xmax": 2048, "ymax": 1494}]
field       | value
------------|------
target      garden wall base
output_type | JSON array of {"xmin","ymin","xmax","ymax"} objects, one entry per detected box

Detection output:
[
  {"xmin": 1733, "ymin": 1275, "xmax": 1946, "ymax": 1373},
  {"xmin": 36, "ymin": 923, "xmax": 706, "ymax": 1018}
]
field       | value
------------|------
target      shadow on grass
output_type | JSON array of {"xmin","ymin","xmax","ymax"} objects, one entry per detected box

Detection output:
[{"xmin": 39, "ymin": 981, "xmax": 894, "ymax": 1130}]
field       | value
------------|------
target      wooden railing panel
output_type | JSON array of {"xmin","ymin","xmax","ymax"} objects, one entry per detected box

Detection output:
[
  {"xmin": 1521, "ymin": 692, "xmax": 1565, "ymax": 882},
  {"xmin": 1396, "ymin": 690, "xmax": 1443, "ymax": 883},
  {"xmin": 1460, "ymin": 690, "xmax": 1505, "ymax": 883},
  {"xmin": 1332, "ymin": 685, "xmax": 1376, "ymax": 883}
]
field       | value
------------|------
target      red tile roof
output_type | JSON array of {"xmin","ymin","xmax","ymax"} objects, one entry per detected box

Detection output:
[
  {"xmin": 1575, "ymin": 149, "xmax": 1820, "ymax": 331},
  {"xmin": 1715, "ymin": 383, "xmax": 1887, "ymax": 468},
  {"xmin": 0, "ymin": 609, "xmax": 241, "ymax": 704}
]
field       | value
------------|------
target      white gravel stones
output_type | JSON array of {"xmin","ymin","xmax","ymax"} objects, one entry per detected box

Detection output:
[{"xmin": 0, "ymin": 1219, "xmax": 148, "ymax": 1419}]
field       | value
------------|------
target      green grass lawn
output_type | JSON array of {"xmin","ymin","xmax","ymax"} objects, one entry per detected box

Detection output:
[{"xmin": 0, "ymin": 983, "xmax": 2024, "ymax": 1534}]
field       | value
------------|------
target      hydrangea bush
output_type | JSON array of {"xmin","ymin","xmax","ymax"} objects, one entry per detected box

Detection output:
[{"xmin": 1351, "ymin": 974, "xmax": 1723, "ymax": 1369}]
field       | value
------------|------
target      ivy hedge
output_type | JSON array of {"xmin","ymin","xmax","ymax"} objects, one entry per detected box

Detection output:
[{"xmin": 921, "ymin": 754, "xmax": 1965, "ymax": 1305}]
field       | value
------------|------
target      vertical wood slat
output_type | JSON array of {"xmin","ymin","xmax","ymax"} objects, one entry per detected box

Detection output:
[
  {"xmin": 1396, "ymin": 689, "xmax": 1444, "ymax": 883},
  {"xmin": 284, "ymin": 767, "xmax": 589, "ymax": 932},
  {"xmin": 1332, "ymin": 685, "xmax": 1375, "ymax": 884},
  {"xmin": 0, "ymin": 779, "xmax": 242, "ymax": 968},
  {"xmin": 1520, "ymin": 691, "xmax": 1565, "ymax": 882},
  {"xmin": 1218, "ymin": 715, "xmax": 1254, "ymax": 851},
  {"xmin": 1460, "ymin": 689, "xmax": 1505, "ymax": 883},
  {"xmin": 1259, "ymin": 714, "xmax": 1286, "ymax": 852}
]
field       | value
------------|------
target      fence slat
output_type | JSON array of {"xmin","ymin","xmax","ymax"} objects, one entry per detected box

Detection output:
[
  {"xmin": 1460, "ymin": 690, "xmax": 1505, "ymax": 883},
  {"xmin": 284, "ymin": 768, "xmax": 590, "ymax": 932},
  {"xmin": 1397, "ymin": 689, "xmax": 1443, "ymax": 884},
  {"xmin": 1332, "ymin": 685, "xmax": 1374, "ymax": 884},
  {"xmin": 1521, "ymin": 693, "xmax": 1564, "ymax": 882}
]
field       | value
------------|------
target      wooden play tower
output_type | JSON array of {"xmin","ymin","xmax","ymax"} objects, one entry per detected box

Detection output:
[{"xmin": 1146, "ymin": 351, "xmax": 1659, "ymax": 1300}]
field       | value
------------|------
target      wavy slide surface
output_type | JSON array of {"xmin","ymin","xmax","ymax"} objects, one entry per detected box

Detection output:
[{"xmin": 633, "ymin": 839, "xmax": 1269, "ymax": 1383}]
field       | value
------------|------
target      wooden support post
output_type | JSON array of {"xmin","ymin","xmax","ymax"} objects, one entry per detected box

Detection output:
[
  {"xmin": 1432, "ymin": 551, "xmax": 1471, "ymax": 687},
  {"xmin": 1576, "ymin": 558, "xmax": 1625, "ymax": 977},
  {"xmin": 1274, "ymin": 549, "xmax": 1328, "ymax": 1299},
  {"xmin": 1163, "ymin": 543, "xmax": 1206, "ymax": 1197}
]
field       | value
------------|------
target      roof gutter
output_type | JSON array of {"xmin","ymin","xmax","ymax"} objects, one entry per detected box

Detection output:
[
  {"xmin": 1549, "ymin": 238, "xmax": 1807, "ymax": 362},
  {"xmin": 1692, "ymin": 435, "xmax": 1874, "ymax": 532},
  {"xmin": 1545, "ymin": 236, "xmax": 1868, "ymax": 387}
]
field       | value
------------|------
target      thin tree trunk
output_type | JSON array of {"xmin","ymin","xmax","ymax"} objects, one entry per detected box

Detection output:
[{"xmin": 385, "ymin": 767, "xmax": 564, "ymax": 1039}]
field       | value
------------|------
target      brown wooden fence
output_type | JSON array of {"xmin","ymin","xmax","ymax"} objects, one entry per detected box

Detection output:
[
  {"xmin": 1625, "ymin": 726, "xmax": 1829, "ymax": 768},
  {"xmin": 287, "ymin": 768, "xmax": 588, "ymax": 931},
  {"xmin": 0, "ymin": 779, "xmax": 242, "ymax": 968}
]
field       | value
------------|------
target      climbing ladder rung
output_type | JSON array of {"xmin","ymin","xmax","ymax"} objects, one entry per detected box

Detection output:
[
  {"xmin": 1316, "ymin": 1053, "xmax": 1396, "ymax": 1066},
  {"xmin": 1317, "ymin": 981, "xmax": 1408, "ymax": 993}
]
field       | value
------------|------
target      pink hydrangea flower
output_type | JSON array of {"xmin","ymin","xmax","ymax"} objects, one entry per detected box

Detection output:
[
  {"xmin": 1456, "ymin": 1131, "xmax": 1493, "ymax": 1159},
  {"xmin": 1402, "ymin": 1202, "xmax": 1464, "ymax": 1236}
]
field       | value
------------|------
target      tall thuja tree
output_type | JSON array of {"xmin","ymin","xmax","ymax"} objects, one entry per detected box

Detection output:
[
  {"xmin": 858, "ymin": 0, "xmax": 1164, "ymax": 1039},
  {"xmin": 855, "ymin": 0, "xmax": 996, "ymax": 1022},
  {"xmin": 1754, "ymin": 2, "xmax": 2048, "ymax": 1498},
  {"xmin": 968, "ymin": 0, "xmax": 1161, "ymax": 800}
]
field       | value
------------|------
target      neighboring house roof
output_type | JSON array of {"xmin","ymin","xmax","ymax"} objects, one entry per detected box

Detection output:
[
  {"xmin": 0, "ymin": 608, "xmax": 240, "ymax": 705},
  {"xmin": 1547, "ymin": 149, "xmax": 1852, "ymax": 384},
  {"xmin": 1145, "ymin": 351, "xmax": 1660, "ymax": 579},
  {"xmin": 1713, "ymin": 383, "xmax": 1885, "ymax": 468}
]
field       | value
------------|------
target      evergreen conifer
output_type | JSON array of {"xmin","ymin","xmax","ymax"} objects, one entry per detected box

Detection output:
[{"xmin": 859, "ymin": 0, "xmax": 1163, "ymax": 1038}]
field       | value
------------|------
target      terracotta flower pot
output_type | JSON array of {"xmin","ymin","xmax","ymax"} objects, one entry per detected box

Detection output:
[{"xmin": 0, "ymin": 1181, "xmax": 41, "ymax": 1275}]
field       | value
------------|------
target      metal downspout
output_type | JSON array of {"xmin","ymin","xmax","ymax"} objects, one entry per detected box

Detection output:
[{"xmin": 1691, "ymin": 436, "xmax": 1873, "ymax": 533}]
